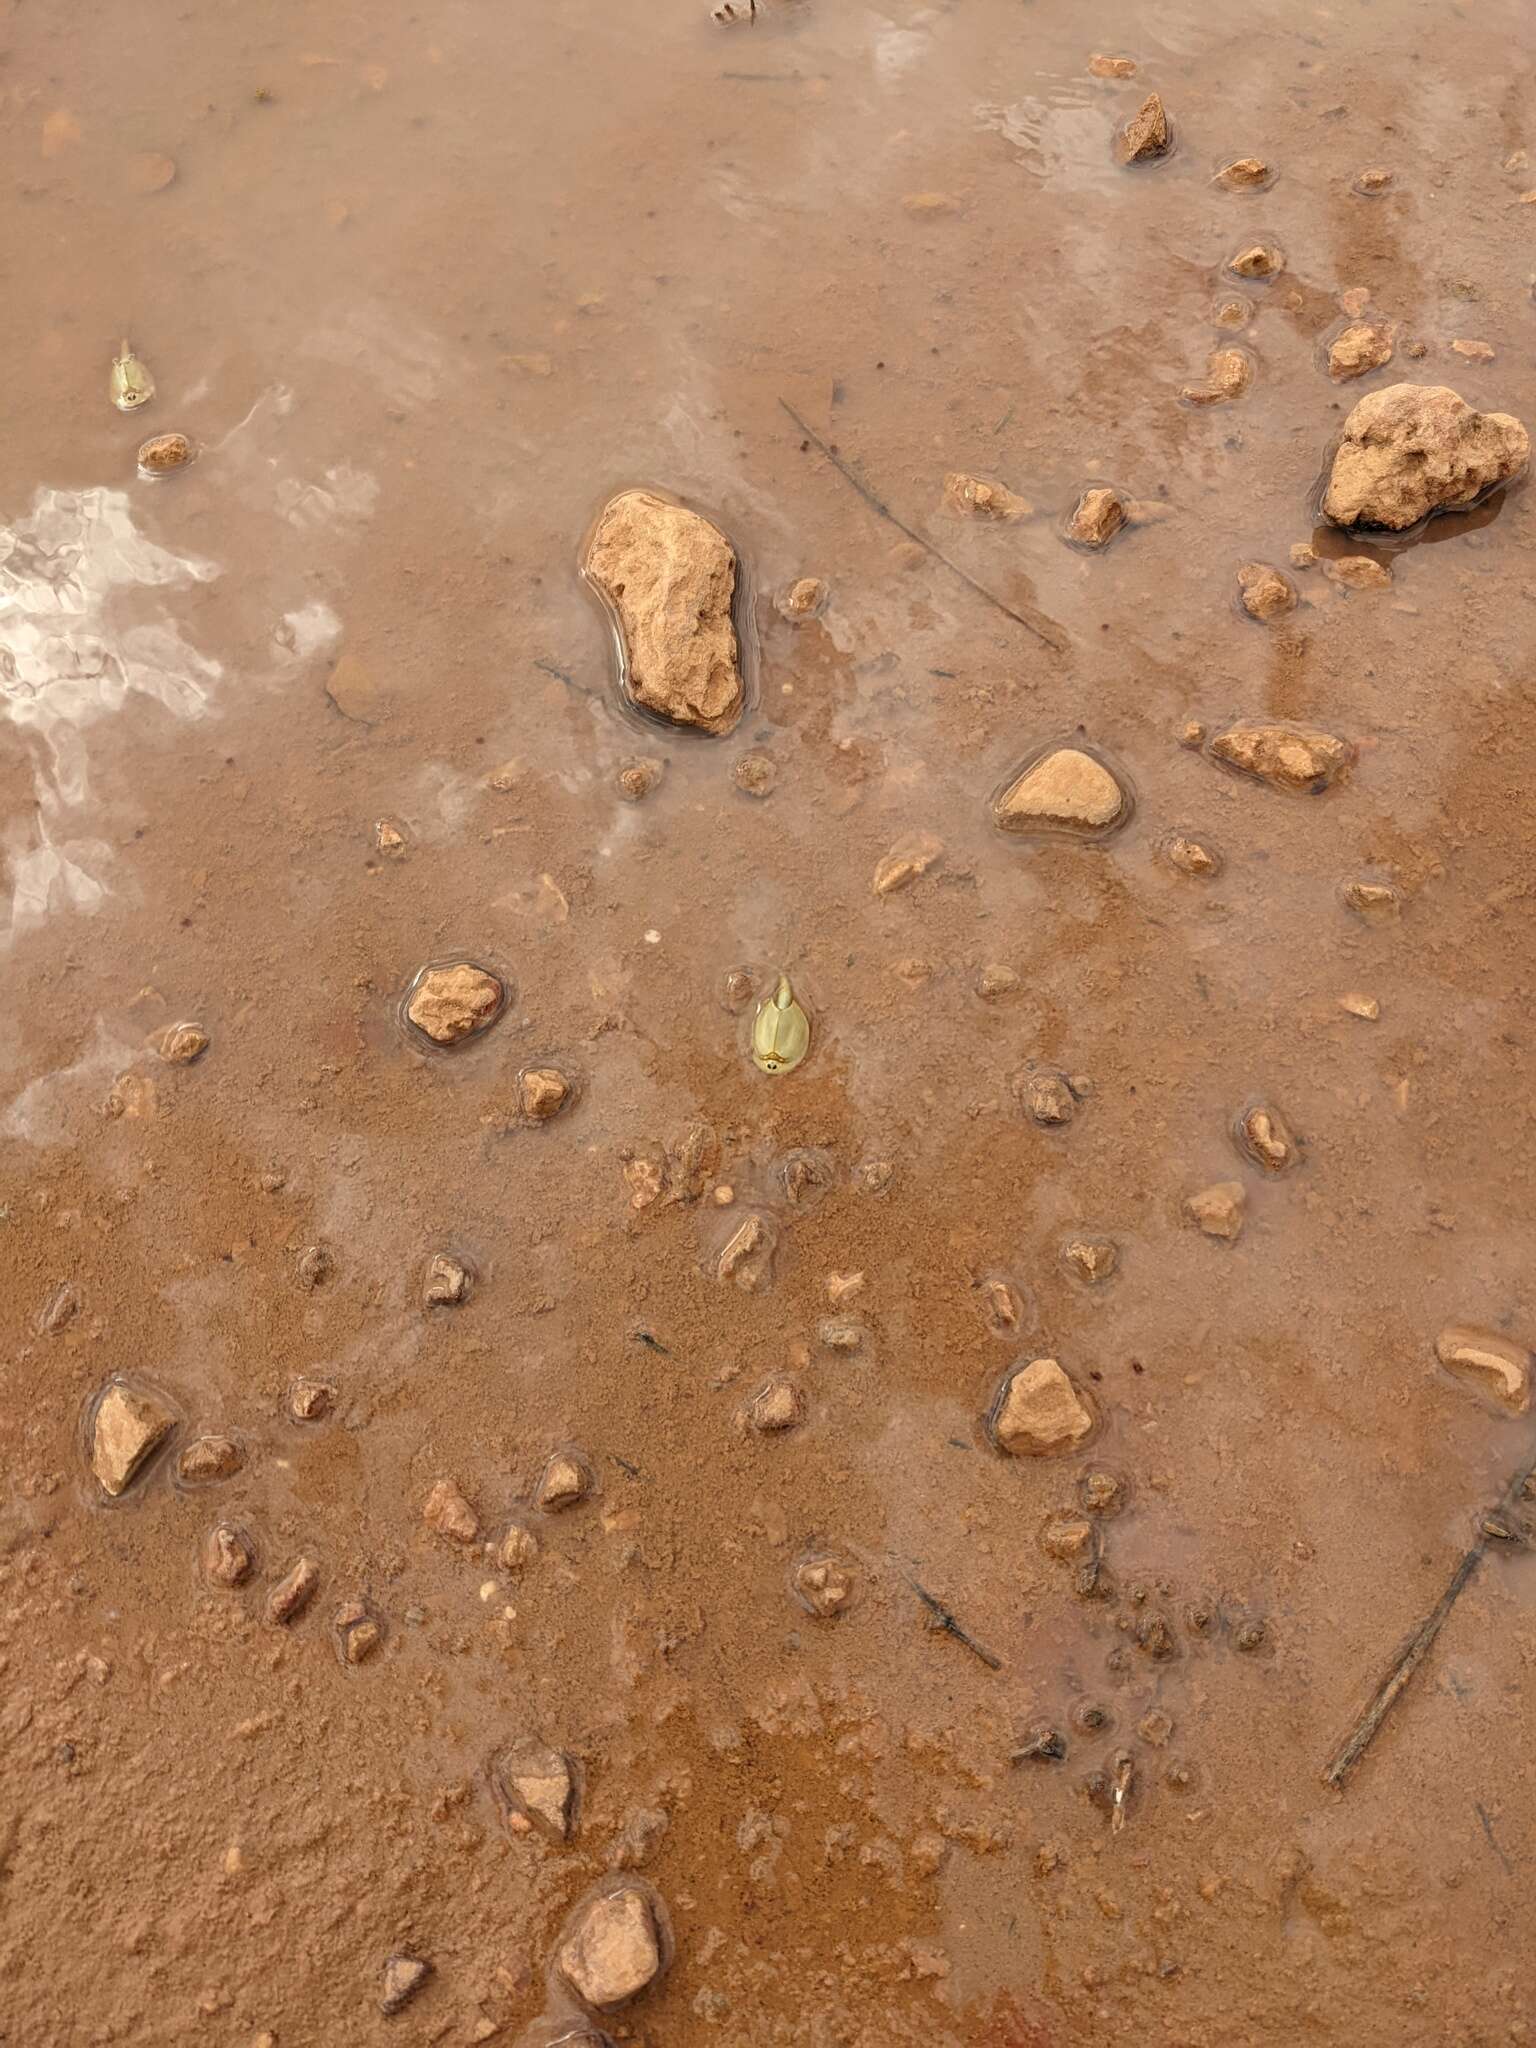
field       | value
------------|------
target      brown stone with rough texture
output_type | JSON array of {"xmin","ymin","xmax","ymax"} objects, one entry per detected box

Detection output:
[
  {"xmin": 1185, "ymin": 1182, "xmax": 1246, "ymax": 1241},
  {"xmin": 423, "ymin": 1478, "xmax": 480, "ymax": 1543},
  {"xmin": 495, "ymin": 1740, "xmax": 577, "ymax": 1841},
  {"xmin": 1217, "ymin": 156, "xmax": 1270, "ymax": 188},
  {"xmin": 1323, "ymin": 383, "xmax": 1529, "ymax": 530},
  {"xmin": 1119, "ymin": 93, "xmax": 1170, "ymax": 162},
  {"xmin": 405, "ymin": 964, "xmax": 504, "ymax": 1045},
  {"xmin": 944, "ymin": 472, "xmax": 1029, "ymax": 520},
  {"xmin": 90, "ymin": 1382, "xmax": 173, "ymax": 1496},
  {"xmin": 1329, "ymin": 323, "xmax": 1394, "ymax": 381},
  {"xmin": 1237, "ymin": 562, "xmax": 1296, "ymax": 620},
  {"xmin": 995, "ymin": 749, "xmax": 1126, "ymax": 835},
  {"xmin": 380, "ymin": 1956, "xmax": 432, "ymax": 2016},
  {"xmin": 747, "ymin": 1377, "xmax": 806, "ymax": 1433},
  {"xmin": 178, "ymin": 1434, "xmax": 243, "ymax": 1484},
  {"xmin": 1066, "ymin": 487, "xmax": 1127, "ymax": 547},
  {"xmin": 266, "ymin": 1556, "xmax": 319, "ymax": 1625},
  {"xmin": 1325, "ymin": 556, "xmax": 1392, "ymax": 591},
  {"xmin": 1435, "ymin": 1326, "xmax": 1532, "ymax": 1412},
  {"xmin": 519, "ymin": 1066, "xmax": 572, "ymax": 1121},
  {"xmin": 1210, "ymin": 723, "xmax": 1351, "ymax": 794},
  {"xmin": 153, "ymin": 1021, "xmax": 208, "ymax": 1064},
  {"xmin": 537, "ymin": 1452, "xmax": 592, "ymax": 1512},
  {"xmin": 583, "ymin": 489, "xmax": 744, "ymax": 734},
  {"xmin": 1227, "ymin": 243, "xmax": 1284, "ymax": 280},
  {"xmin": 1182, "ymin": 349, "xmax": 1252, "ymax": 405},
  {"xmin": 558, "ymin": 1886, "xmax": 665, "ymax": 2009},
  {"xmin": 1236, "ymin": 1105, "xmax": 1297, "ymax": 1173},
  {"xmin": 873, "ymin": 834, "xmax": 944, "ymax": 895},
  {"xmin": 992, "ymin": 1358, "xmax": 1095, "ymax": 1456},
  {"xmin": 203, "ymin": 1523, "xmax": 255, "ymax": 1587}
]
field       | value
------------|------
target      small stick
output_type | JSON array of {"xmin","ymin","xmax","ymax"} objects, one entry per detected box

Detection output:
[
  {"xmin": 905, "ymin": 1575, "xmax": 1002, "ymax": 1670},
  {"xmin": 632, "ymin": 1328, "xmax": 672, "ymax": 1358},
  {"xmin": 1323, "ymin": 1445, "xmax": 1536, "ymax": 1789},
  {"xmin": 778, "ymin": 400, "xmax": 1066, "ymax": 654}
]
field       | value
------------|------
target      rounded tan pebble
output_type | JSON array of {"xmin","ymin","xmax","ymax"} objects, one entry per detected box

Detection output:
[
  {"xmin": 558, "ymin": 1884, "xmax": 666, "ymax": 2009},
  {"xmin": 152, "ymin": 1020, "xmax": 208, "ymax": 1064},
  {"xmin": 944, "ymin": 471, "xmax": 1030, "ymax": 520},
  {"xmin": 1040, "ymin": 1512, "xmax": 1096, "ymax": 1561},
  {"xmin": 1212, "ymin": 295, "xmax": 1253, "ymax": 329},
  {"xmin": 617, "ymin": 757, "xmax": 664, "ymax": 802},
  {"xmin": 1065, "ymin": 486, "xmax": 1128, "ymax": 548},
  {"xmin": 976, "ymin": 963, "xmax": 1020, "ymax": 999},
  {"xmin": 127, "ymin": 150, "xmax": 177, "ymax": 193},
  {"xmin": 995, "ymin": 746, "xmax": 1127, "ymax": 836},
  {"xmin": 746, "ymin": 1376, "xmax": 806, "ymax": 1433},
  {"xmin": 1237, "ymin": 561, "xmax": 1297, "ymax": 620},
  {"xmin": 733, "ymin": 752, "xmax": 776, "ymax": 798},
  {"xmin": 1184, "ymin": 1181, "xmax": 1246, "ymax": 1241},
  {"xmin": 1162, "ymin": 832, "xmax": 1222, "ymax": 877},
  {"xmin": 1235, "ymin": 1103, "xmax": 1298, "ymax": 1173},
  {"xmin": 518, "ymin": 1065, "xmax": 571, "ymax": 1121},
  {"xmin": 499, "ymin": 1522, "xmax": 540, "ymax": 1572},
  {"xmin": 1018, "ymin": 1068, "xmax": 1077, "ymax": 1126},
  {"xmin": 1452, "ymin": 338, "xmax": 1496, "ymax": 362},
  {"xmin": 423, "ymin": 1478, "xmax": 480, "ymax": 1543},
  {"xmin": 1227, "ymin": 242, "xmax": 1284, "ymax": 280},
  {"xmin": 1179, "ymin": 720, "xmax": 1207, "ymax": 750},
  {"xmin": 794, "ymin": 1554, "xmax": 855, "ymax": 1616},
  {"xmin": 1062, "ymin": 1236, "xmax": 1118, "ymax": 1284},
  {"xmin": 423, "ymin": 1250, "xmax": 473, "ymax": 1306},
  {"xmin": 873, "ymin": 832, "xmax": 944, "ymax": 895},
  {"xmin": 266, "ymin": 1556, "xmax": 319, "ymax": 1626},
  {"xmin": 137, "ymin": 431, "xmax": 196, "ymax": 475},
  {"xmin": 203, "ymin": 1523, "xmax": 256, "ymax": 1588},
  {"xmin": 1339, "ymin": 992, "xmax": 1381, "ymax": 1020},
  {"xmin": 405, "ymin": 962, "xmax": 505, "ymax": 1045},
  {"xmin": 1342, "ymin": 878, "xmax": 1401, "ymax": 919},
  {"xmin": 1325, "ymin": 555, "xmax": 1392, "ymax": 591},
  {"xmin": 1355, "ymin": 165, "xmax": 1393, "ymax": 194},
  {"xmin": 990, "ymin": 1358, "xmax": 1096, "ymax": 1457},
  {"xmin": 1088, "ymin": 52, "xmax": 1137, "ymax": 78},
  {"xmin": 1289, "ymin": 542, "xmax": 1317, "ymax": 568},
  {"xmin": 1080, "ymin": 1469, "xmax": 1127, "ymax": 1515},
  {"xmin": 778, "ymin": 575, "xmax": 827, "ymax": 619},
  {"xmin": 177, "ymin": 1434, "xmax": 244, "ymax": 1484}
]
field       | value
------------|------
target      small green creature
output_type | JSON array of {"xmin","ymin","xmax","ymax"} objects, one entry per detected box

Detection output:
[
  {"xmin": 751, "ymin": 972, "xmax": 810, "ymax": 1075},
  {"xmin": 109, "ymin": 340, "xmax": 154, "ymax": 412}
]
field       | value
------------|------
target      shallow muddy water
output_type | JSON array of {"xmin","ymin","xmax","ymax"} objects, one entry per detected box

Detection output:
[{"xmin": 4, "ymin": 0, "xmax": 1536, "ymax": 2041}]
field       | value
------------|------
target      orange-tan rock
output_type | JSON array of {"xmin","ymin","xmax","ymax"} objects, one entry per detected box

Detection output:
[{"xmin": 1323, "ymin": 384, "xmax": 1529, "ymax": 530}]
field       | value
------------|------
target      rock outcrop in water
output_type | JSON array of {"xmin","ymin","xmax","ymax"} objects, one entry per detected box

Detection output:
[
  {"xmin": 1323, "ymin": 383, "xmax": 1530, "ymax": 529},
  {"xmin": 995, "ymin": 747, "xmax": 1127, "ymax": 836},
  {"xmin": 583, "ymin": 489, "xmax": 745, "ymax": 734},
  {"xmin": 1210, "ymin": 722, "xmax": 1351, "ymax": 794}
]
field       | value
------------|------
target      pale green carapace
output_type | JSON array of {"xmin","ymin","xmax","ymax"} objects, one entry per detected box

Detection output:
[
  {"xmin": 110, "ymin": 340, "xmax": 154, "ymax": 412},
  {"xmin": 751, "ymin": 973, "xmax": 811, "ymax": 1075}
]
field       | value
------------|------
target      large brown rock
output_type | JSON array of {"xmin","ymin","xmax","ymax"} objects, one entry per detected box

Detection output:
[
  {"xmin": 583, "ymin": 489, "xmax": 744, "ymax": 734},
  {"xmin": 991, "ymin": 1358, "xmax": 1095, "ymax": 1456},
  {"xmin": 1323, "ymin": 383, "xmax": 1529, "ymax": 530},
  {"xmin": 558, "ymin": 1885, "xmax": 665, "ymax": 2009},
  {"xmin": 90, "ymin": 1381, "xmax": 173, "ymax": 1496},
  {"xmin": 405, "ymin": 963, "xmax": 504, "ymax": 1045},
  {"xmin": 1119, "ymin": 93, "xmax": 1170, "ymax": 163},
  {"xmin": 995, "ymin": 747, "xmax": 1127, "ymax": 836}
]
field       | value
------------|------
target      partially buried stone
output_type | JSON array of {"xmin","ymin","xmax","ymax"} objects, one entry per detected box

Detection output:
[
  {"xmin": 747, "ymin": 1377, "xmax": 805, "ymax": 1433},
  {"xmin": 718, "ymin": 1211, "xmax": 775, "ymax": 1290},
  {"xmin": 1237, "ymin": 562, "xmax": 1296, "ymax": 620},
  {"xmin": 1182, "ymin": 349, "xmax": 1252, "ymax": 405},
  {"xmin": 1065, "ymin": 486, "xmax": 1126, "ymax": 547},
  {"xmin": 1210, "ymin": 722, "xmax": 1352, "ymax": 794},
  {"xmin": 873, "ymin": 833, "xmax": 944, "ymax": 895},
  {"xmin": 1435, "ymin": 1325, "xmax": 1532, "ymax": 1412},
  {"xmin": 1355, "ymin": 165, "xmax": 1393, "ymax": 194},
  {"xmin": 519, "ymin": 1066, "xmax": 571, "ymax": 1121},
  {"xmin": 817, "ymin": 1316, "xmax": 865, "ymax": 1352},
  {"xmin": 286, "ymin": 1376, "xmax": 335, "ymax": 1423},
  {"xmin": 1089, "ymin": 52, "xmax": 1137, "ymax": 77},
  {"xmin": 944, "ymin": 471, "xmax": 1030, "ymax": 520},
  {"xmin": 991, "ymin": 1358, "xmax": 1095, "ymax": 1457},
  {"xmin": 617, "ymin": 757, "xmax": 663, "ymax": 802},
  {"xmin": 558, "ymin": 1886, "xmax": 666, "ymax": 2009},
  {"xmin": 178, "ymin": 1434, "xmax": 243, "ymax": 1483},
  {"xmin": 37, "ymin": 1282, "xmax": 79, "ymax": 1335},
  {"xmin": 296, "ymin": 1244, "xmax": 333, "ymax": 1289},
  {"xmin": 979, "ymin": 1277, "xmax": 1022, "ymax": 1335},
  {"xmin": 733, "ymin": 752, "xmax": 776, "ymax": 798},
  {"xmin": 976, "ymin": 963, "xmax": 1020, "ymax": 999},
  {"xmin": 380, "ymin": 1956, "xmax": 432, "ymax": 2017},
  {"xmin": 203, "ymin": 1523, "xmax": 255, "ymax": 1587},
  {"xmin": 495, "ymin": 1739, "xmax": 577, "ymax": 1841},
  {"xmin": 1217, "ymin": 156, "xmax": 1270, "ymax": 188},
  {"xmin": 335, "ymin": 1601, "xmax": 383, "ymax": 1664},
  {"xmin": 778, "ymin": 576, "xmax": 827, "ymax": 620},
  {"xmin": 423, "ymin": 1478, "xmax": 480, "ymax": 1543},
  {"xmin": 1342, "ymin": 878, "xmax": 1400, "ymax": 919},
  {"xmin": 995, "ymin": 747, "xmax": 1127, "ymax": 836},
  {"xmin": 1325, "ymin": 555, "xmax": 1392, "ymax": 591},
  {"xmin": 1329, "ymin": 322, "xmax": 1394, "ymax": 381},
  {"xmin": 266, "ymin": 1556, "xmax": 319, "ymax": 1626},
  {"xmin": 1162, "ymin": 833, "xmax": 1222, "ymax": 877},
  {"xmin": 90, "ymin": 1381, "xmax": 173, "ymax": 1496},
  {"xmin": 153, "ymin": 1021, "xmax": 208, "ymax": 1064},
  {"xmin": 1063, "ymin": 1236, "xmax": 1118, "ymax": 1284},
  {"xmin": 423, "ymin": 1251, "xmax": 472, "ymax": 1306},
  {"xmin": 1235, "ymin": 1104, "xmax": 1298, "ymax": 1173},
  {"xmin": 583, "ymin": 488, "xmax": 745, "ymax": 735},
  {"xmin": 406, "ymin": 963, "xmax": 504, "ymax": 1046},
  {"xmin": 137, "ymin": 431, "xmax": 195, "ymax": 475},
  {"xmin": 1323, "ymin": 383, "xmax": 1530, "ymax": 530},
  {"xmin": 1184, "ymin": 1182, "xmax": 1246, "ymax": 1241},
  {"xmin": 499, "ymin": 1522, "xmax": 540, "ymax": 1572},
  {"xmin": 1227, "ymin": 242, "xmax": 1284, "ymax": 280},
  {"xmin": 1040, "ymin": 1512, "xmax": 1096, "ymax": 1561},
  {"xmin": 1019, "ymin": 1068, "xmax": 1077, "ymax": 1126},
  {"xmin": 537, "ymin": 1451, "xmax": 592, "ymax": 1512},
  {"xmin": 794, "ymin": 1555, "xmax": 854, "ymax": 1616},
  {"xmin": 1119, "ymin": 92, "xmax": 1170, "ymax": 163}
]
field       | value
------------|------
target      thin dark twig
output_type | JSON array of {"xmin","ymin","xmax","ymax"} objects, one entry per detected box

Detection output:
[
  {"xmin": 534, "ymin": 656, "xmax": 599, "ymax": 701},
  {"xmin": 632, "ymin": 1329, "xmax": 672, "ymax": 1358},
  {"xmin": 906, "ymin": 1575, "xmax": 1003, "ymax": 1670},
  {"xmin": 777, "ymin": 399, "xmax": 1066, "ymax": 654},
  {"xmin": 1323, "ymin": 1444, "xmax": 1536, "ymax": 1789}
]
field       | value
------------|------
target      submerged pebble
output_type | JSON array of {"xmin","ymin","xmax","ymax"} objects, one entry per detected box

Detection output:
[
  {"xmin": 1062, "ymin": 1236, "xmax": 1118, "ymax": 1284},
  {"xmin": 873, "ymin": 833, "xmax": 944, "ymax": 895},
  {"xmin": 733, "ymin": 752, "xmax": 776, "ymax": 798},
  {"xmin": 617, "ymin": 757, "xmax": 664, "ymax": 802},
  {"xmin": 1162, "ymin": 832, "xmax": 1223, "ymax": 877},
  {"xmin": 994, "ymin": 747, "xmax": 1127, "ymax": 836},
  {"xmin": 1328, "ymin": 322, "xmax": 1395, "ymax": 381},
  {"xmin": 1435, "ymin": 1324, "xmax": 1532, "ymax": 1412},
  {"xmin": 266, "ymin": 1556, "xmax": 320, "ymax": 1626},
  {"xmin": 519, "ymin": 1066, "xmax": 572, "ymax": 1121},
  {"xmin": 405, "ymin": 963, "xmax": 505, "ymax": 1045},
  {"xmin": 90, "ymin": 1380, "xmax": 174, "ymax": 1497},
  {"xmin": 777, "ymin": 576, "xmax": 827, "ymax": 620},
  {"xmin": 178, "ymin": 1434, "xmax": 243, "ymax": 1484},
  {"xmin": 1237, "ymin": 562, "xmax": 1296, "ymax": 620},
  {"xmin": 747, "ymin": 1377, "xmax": 806, "ymax": 1433},
  {"xmin": 1065, "ymin": 486, "xmax": 1127, "ymax": 548},
  {"xmin": 1235, "ymin": 1104, "xmax": 1298, "ymax": 1174},
  {"xmin": 795, "ymin": 1555, "xmax": 855, "ymax": 1616},
  {"xmin": 137, "ymin": 432, "xmax": 196, "ymax": 476},
  {"xmin": 423, "ymin": 1478, "xmax": 480, "ymax": 1544},
  {"xmin": 203, "ymin": 1522, "xmax": 256, "ymax": 1587},
  {"xmin": 991, "ymin": 1358, "xmax": 1096, "ymax": 1457},
  {"xmin": 153, "ymin": 1021, "xmax": 209, "ymax": 1064},
  {"xmin": 1185, "ymin": 1181, "xmax": 1246, "ymax": 1241},
  {"xmin": 1209, "ymin": 722, "xmax": 1352, "ymax": 794},
  {"xmin": 944, "ymin": 471, "xmax": 1030, "ymax": 520}
]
